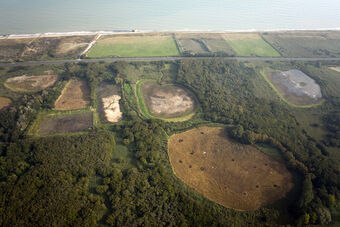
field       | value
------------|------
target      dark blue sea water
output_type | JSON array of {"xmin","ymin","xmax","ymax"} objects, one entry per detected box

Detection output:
[{"xmin": 1, "ymin": 0, "xmax": 340, "ymax": 34}]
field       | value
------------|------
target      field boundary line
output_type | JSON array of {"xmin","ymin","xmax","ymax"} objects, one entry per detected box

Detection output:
[{"xmin": 260, "ymin": 34, "xmax": 283, "ymax": 57}]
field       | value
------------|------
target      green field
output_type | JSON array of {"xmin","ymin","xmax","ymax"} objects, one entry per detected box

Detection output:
[
  {"xmin": 223, "ymin": 34, "xmax": 280, "ymax": 57},
  {"xmin": 87, "ymin": 35, "xmax": 180, "ymax": 58}
]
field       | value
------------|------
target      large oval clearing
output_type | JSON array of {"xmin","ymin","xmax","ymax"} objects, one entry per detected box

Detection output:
[
  {"xmin": 140, "ymin": 81, "xmax": 197, "ymax": 119},
  {"xmin": 168, "ymin": 126, "xmax": 294, "ymax": 211}
]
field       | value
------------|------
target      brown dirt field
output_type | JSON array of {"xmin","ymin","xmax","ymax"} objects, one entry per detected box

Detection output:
[
  {"xmin": 0, "ymin": 97, "xmax": 12, "ymax": 110},
  {"xmin": 97, "ymin": 82, "xmax": 122, "ymax": 123},
  {"xmin": 141, "ymin": 81, "xmax": 197, "ymax": 118},
  {"xmin": 38, "ymin": 112, "xmax": 93, "ymax": 136},
  {"xmin": 168, "ymin": 127, "xmax": 294, "ymax": 211},
  {"xmin": 223, "ymin": 33, "xmax": 261, "ymax": 40},
  {"xmin": 54, "ymin": 80, "xmax": 90, "ymax": 110},
  {"xmin": 5, "ymin": 73, "xmax": 59, "ymax": 92}
]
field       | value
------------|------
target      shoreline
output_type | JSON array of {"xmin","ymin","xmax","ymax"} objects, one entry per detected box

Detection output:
[{"xmin": 1, "ymin": 28, "xmax": 340, "ymax": 39}]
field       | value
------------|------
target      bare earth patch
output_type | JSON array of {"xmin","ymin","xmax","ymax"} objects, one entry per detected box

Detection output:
[
  {"xmin": 141, "ymin": 81, "xmax": 196, "ymax": 118},
  {"xmin": 102, "ymin": 95, "xmax": 122, "ymax": 123},
  {"xmin": 54, "ymin": 80, "xmax": 90, "ymax": 110},
  {"xmin": 168, "ymin": 127, "xmax": 294, "ymax": 211},
  {"xmin": 5, "ymin": 74, "xmax": 58, "ymax": 92},
  {"xmin": 38, "ymin": 112, "xmax": 93, "ymax": 136},
  {"xmin": 56, "ymin": 42, "xmax": 88, "ymax": 55},
  {"xmin": 223, "ymin": 32, "xmax": 261, "ymax": 40},
  {"xmin": 97, "ymin": 82, "xmax": 122, "ymax": 123},
  {"xmin": 329, "ymin": 67, "xmax": 340, "ymax": 73},
  {"xmin": 267, "ymin": 69, "xmax": 322, "ymax": 105},
  {"xmin": 0, "ymin": 97, "xmax": 11, "ymax": 110}
]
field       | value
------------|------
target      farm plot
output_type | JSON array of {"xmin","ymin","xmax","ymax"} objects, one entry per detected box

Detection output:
[
  {"xmin": 223, "ymin": 33, "xmax": 280, "ymax": 56},
  {"xmin": 97, "ymin": 82, "xmax": 122, "ymax": 123},
  {"xmin": 176, "ymin": 38, "xmax": 210, "ymax": 55},
  {"xmin": 87, "ymin": 35, "xmax": 179, "ymax": 58},
  {"xmin": 139, "ymin": 81, "xmax": 197, "ymax": 120},
  {"xmin": 0, "ymin": 97, "xmax": 11, "ymax": 110},
  {"xmin": 38, "ymin": 112, "xmax": 93, "ymax": 136},
  {"xmin": 4, "ymin": 73, "xmax": 59, "ymax": 92},
  {"xmin": 54, "ymin": 80, "xmax": 90, "ymax": 110},
  {"xmin": 175, "ymin": 33, "xmax": 234, "ymax": 55},
  {"xmin": 168, "ymin": 127, "xmax": 294, "ymax": 211},
  {"xmin": 265, "ymin": 69, "xmax": 322, "ymax": 106},
  {"xmin": 262, "ymin": 32, "xmax": 340, "ymax": 57}
]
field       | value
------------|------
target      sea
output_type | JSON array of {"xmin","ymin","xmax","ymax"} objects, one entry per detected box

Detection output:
[{"xmin": 1, "ymin": 0, "xmax": 340, "ymax": 35}]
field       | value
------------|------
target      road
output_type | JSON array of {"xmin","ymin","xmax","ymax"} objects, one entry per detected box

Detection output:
[{"xmin": 1, "ymin": 56, "xmax": 340, "ymax": 67}]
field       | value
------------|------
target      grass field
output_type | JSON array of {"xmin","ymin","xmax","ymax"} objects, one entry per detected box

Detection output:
[
  {"xmin": 135, "ymin": 79, "xmax": 156, "ymax": 119},
  {"xmin": 87, "ymin": 35, "xmax": 180, "ymax": 58},
  {"xmin": 223, "ymin": 33, "xmax": 280, "ymax": 57},
  {"xmin": 0, "ymin": 97, "xmax": 11, "ymax": 110},
  {"xmin": 168, "ymin": 126, "xmax": 294, "ymax": 211},
  {"xmin": 175, "ymin": 33, "xmax": 234, "ymax": 55},
  {"xmin": 54, "ymin": 79, "xmax": 90, "ymax": 110},
  {"xmin": 262, "ymin": 31, "xmax": 340, "ymax": 57}
]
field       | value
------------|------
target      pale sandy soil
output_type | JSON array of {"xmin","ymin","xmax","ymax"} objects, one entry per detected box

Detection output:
[
  {"xmin": 101, "ymin": 95, "xmax": 122, "ymax": 122},
  {"xmin": 223, "ymin": 33, "xmax": 261, "ymax": 40},
  {"xmin": 150, "ymin": 90, "xmax": 194, "ymax": 115},
  {"xmin": 81, "ymin": 34, "xmax": 102, "ymax": 57},
  {"xmin": 56, "ymin": 42, "xmax": 88, "ymax": 55},
  {"xmin": 329, "ymin": 67, "xmax": 340, "ymax": 72}
]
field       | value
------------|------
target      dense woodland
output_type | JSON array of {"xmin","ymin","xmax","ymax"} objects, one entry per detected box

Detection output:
[{"xmin": 0, "ymin": 60, "xmax": 339, "ymax": 226}]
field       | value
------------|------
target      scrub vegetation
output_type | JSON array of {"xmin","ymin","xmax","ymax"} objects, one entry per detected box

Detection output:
[
  {"xmin": 0, "ymin": 39, "xmax": 339, "ymax": 226},
  {"xmin": 0, "ymin": 35, "xmax": 94, "ymax": 62},
  {"xmin": 262, "ymin": 31, "xmax": 340, "ymax": 57}
]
